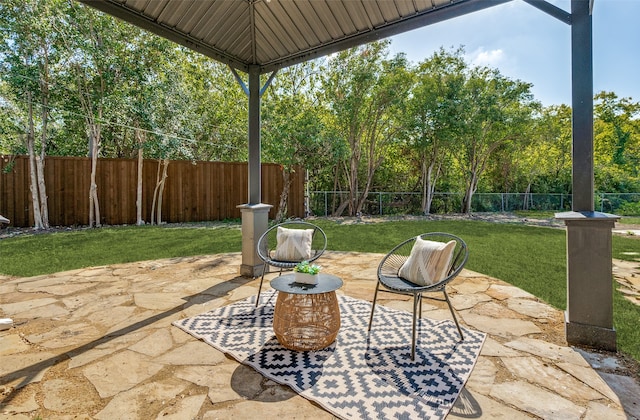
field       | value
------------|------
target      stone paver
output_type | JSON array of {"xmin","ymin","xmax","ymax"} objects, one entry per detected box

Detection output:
[
  {"xmin": 501, "ymin": 356, "xmax": 604, "ymax": 401},
  {"xmin": 490, "ymin": 380, "xmax": 586, "ymax": 419},
  {"xmin": 42, "ymin": 379, "xmax": 100, "ymax": 413},
  {"xmin": 504, "ymin": 336, "xmax": 591, "ymax": 366},
  {"xmin": 1, "ymin": 252, "xmax": 638, "ymax": 420},
  {"xmin": 612, "ymin": 258, "xmax": 640, "ymax": 306},
  {"xmin": 93, "ymin": 380, "xmax": 189, "ymax": 420},
  {"xmin": 450, "ymin": 390, "xmax": 534, "ymax": 419},
  {"xmin": 0, "ymin": 333, "xmax": 31, "ymax": 356},
  {"xmin": 506, "ymin": 297, "xmax": 558, "ymax": 319},
  {"xmin": 459, "ymin": 312, "xmax": 542, "ymax": 338},
  {"xmin": 0, "ymin": 297, "xmax": 58, "ymax": 316},
  {"xmin": 82, "ymin": 350, "xmax": 165, "ymax": 398}
]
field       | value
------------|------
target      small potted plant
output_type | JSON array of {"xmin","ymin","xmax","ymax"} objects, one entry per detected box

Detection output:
[{"xmin": 293, "ymin": 260, "xmax": 321, "ymax": 285}]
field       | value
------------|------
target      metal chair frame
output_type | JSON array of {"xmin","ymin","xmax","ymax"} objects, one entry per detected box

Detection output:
[
  {"xmin": 255, "ymin": 220, "xmax": 327, "ymax": 307},
  {"xmin": 368, "ymin": 232, "xmax": 469, "ymax": 360}
]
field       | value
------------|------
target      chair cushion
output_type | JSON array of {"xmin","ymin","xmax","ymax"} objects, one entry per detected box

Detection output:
[
  {"xmin": 273, "ymin": 226, "xmax": 314, "ymax": 261},
  {"xmin": 398, "ymin": 237, "xmax": 456, "ymax": 286}
]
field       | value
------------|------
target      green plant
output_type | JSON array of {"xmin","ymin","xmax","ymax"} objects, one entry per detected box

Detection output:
[
  {"xmin": 294, "ymin": 260, "xmax": 321, "ymax": 275},
  {"xmin": 618, "ymin": 201, "xmax": 640, "ymax": 216}
]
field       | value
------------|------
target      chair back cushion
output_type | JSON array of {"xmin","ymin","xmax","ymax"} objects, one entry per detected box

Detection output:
[
  {"xmin": 398, "ymin": 237, "xmax": 456, "ymax": 286},
  {"xmin": 273, "ymin": 226, "xmax": 314, "ymax": 261}
]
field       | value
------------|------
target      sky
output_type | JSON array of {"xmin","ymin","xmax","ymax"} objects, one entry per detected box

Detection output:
[{"xmin": 388, "ymin": 0, "xmax": 639, "ymax": 107}]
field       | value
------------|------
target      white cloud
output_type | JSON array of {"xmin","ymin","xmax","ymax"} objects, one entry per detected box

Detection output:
[{"xmin": 469, "ymin": 48, "xmax": 505, "ymax": 68}]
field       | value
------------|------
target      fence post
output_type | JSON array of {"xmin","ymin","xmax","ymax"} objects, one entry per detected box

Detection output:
[
  {"xmin": 324, "ymin": 192, "xmax": 328, "ymax": 217},
  {"xmin": 379, "ymin": 192, "xmax": 383, "ymax": 216}
]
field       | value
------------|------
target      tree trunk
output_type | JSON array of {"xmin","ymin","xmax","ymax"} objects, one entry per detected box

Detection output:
[
  {"xmin": 424, "ymin": 158, "xmax": 444, "ymax": 215},
  {"xmin": 26, "ymin": 93, "xmax": 44, "ymax": 229},
  {"xmin": 462, "ymin": 172, "xmax": 478, "ymax": 214},
  {"xmin": 156, "ymin": 159, "xmax": 169, "ymax": 224},
  {"xmin": 331, "ymin": 165, "xmax": 341, "ymax": 216},
  {"xmin": 35, "ymin": 154, "xmax": 48, "ymax": 228},
  {"xmin": 37, "ymin": 67, "xmax": 50, "ymax": 228},
  {"xmin": 135, "ymin": 128, "xmax": 144, "ymax": 225},
  {"xmin": 88, "ymin": 123, "xmax": 101, "ymax": 228},
  {"xmin": 333, "ymin": 199, "xmax": 350, "ymax": 217},
  {"xmin": 75, "ymin": 62, "xmax": 103, "ymax": 228},
  {"xmin": 151, "ymin": 159, "xmax": 161, "ymax": 225},
  {"xmin": 150, "ymin": 159, "xmax": 169, "ymax": 225},
  {"xmin": 275, "ymin": 169, "xmax": 291, "ymax": 222},
  {"xmin": 348, "ymin": 155, "xmax": 358, "ymax": 216},
  {"xmin": 523, "ymin": 183, "xmax": 532, "ymax": 210}
]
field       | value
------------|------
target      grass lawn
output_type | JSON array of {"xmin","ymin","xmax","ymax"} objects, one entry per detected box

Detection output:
[{"xmin": 1, "ymin": 218, "xmax": 639, "ymax": 361}]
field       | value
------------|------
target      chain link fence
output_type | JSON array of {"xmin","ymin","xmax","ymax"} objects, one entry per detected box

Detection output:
[{"xmin": 309, "ymin": 191, "xmax": 640, "ymax": 216}]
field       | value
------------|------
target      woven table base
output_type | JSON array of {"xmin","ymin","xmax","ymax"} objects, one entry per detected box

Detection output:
[{"xmin": 273, "ymin": 291, "xmax": 340, "ymax": 351}]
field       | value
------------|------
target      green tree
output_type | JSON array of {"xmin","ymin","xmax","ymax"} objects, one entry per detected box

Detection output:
[
  {"xmin": 0, "ymin": 0, "xmax": 70, "ymax": 228},
  {"xmin": 594, "ymin": 91, "xmax": 640, "ymax": 192},
  {"xmin": 61, "ymin": 1, "xmax": 136, "ymax": 226},
  {"xmin": 322, "ymin": 41, "xmax": 412, "ymax": 216},
  {"xmin": 452, "ymin": 66, "xmax": 537, "ymax": 213},
  {"xmin": 262, "ymin": 61, "xmax": 332, "ymax": 220},
  {"xmin": 405, "ymin": 48, "xmax": 466, "ymax": 214},
  {"xmin": 501, "ymin": 105, "xmax": 571, "ymax": 209}
]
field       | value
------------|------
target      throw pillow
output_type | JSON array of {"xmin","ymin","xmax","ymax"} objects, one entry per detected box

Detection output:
[
  {"xmin": 273, "ymin": 226, "xmax": 314, "ymax": 261},
  {"xmin": 398, "ymin": 237, "xmax": 456, "ymax": 286}
]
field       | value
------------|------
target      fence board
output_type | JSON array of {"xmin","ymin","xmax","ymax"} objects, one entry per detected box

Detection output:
[{"xmin": 0, "ymin": 156, "xmax": 304, "ymax": 227}]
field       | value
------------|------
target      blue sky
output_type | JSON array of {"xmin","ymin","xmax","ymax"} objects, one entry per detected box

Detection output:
[{"xmin": 388, "ymin": 0, "xmax": 639, "ymax": 107}]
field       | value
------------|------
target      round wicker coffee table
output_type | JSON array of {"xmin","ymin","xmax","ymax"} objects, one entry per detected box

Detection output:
[{"xmin": 270, "ymin": 273, "xmax": 343, "ymax": 351}]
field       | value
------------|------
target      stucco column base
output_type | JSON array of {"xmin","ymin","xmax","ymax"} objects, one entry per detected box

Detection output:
[
  {"xmin": 238, "ymin": 203, "xmax": 272, "ymax": 277},
  {"xmin": 556, "ymin": 211, "xmax": 620, "ymax": 351},
  {"xmin": 565, "ymin": 313, "xmax": 617, "ymax": 352}
]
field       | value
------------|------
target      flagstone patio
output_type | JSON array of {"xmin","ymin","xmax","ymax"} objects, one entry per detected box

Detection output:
[{"xmin": 1, "ymin": 251, "xmax": 639, "ymax": 419}]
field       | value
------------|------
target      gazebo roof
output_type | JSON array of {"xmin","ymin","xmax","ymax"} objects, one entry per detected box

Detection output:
[
  {"xmin": 78, "ymin": 0, "xmax": 514, "ymax": 74},
  {"xmin": 76, "ymin": 1, "xmax": 613, "ymax": 353}
]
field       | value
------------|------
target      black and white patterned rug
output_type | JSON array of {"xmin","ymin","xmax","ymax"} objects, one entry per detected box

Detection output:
[{"xmin": 173, "ymin": 290, "xmax": 486, "ymax": 420}]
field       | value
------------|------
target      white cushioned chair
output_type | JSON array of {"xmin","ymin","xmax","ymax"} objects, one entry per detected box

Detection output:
[
  {"xmin": 368, "ymin": 232, "xmax": 469, "ymax": 360},
  {"xmin": 255, "ymin": 220, "xmax": 327, "ymax": 307}
]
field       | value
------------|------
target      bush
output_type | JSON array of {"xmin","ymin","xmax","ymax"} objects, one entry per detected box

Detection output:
[{"xmin": 618, "ymin": 201, "xmax": 640, "ymax": 216}]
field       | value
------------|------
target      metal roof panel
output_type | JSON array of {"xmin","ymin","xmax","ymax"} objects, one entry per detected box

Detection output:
[
  {"xmin": 157, "ymin": 0, "xmax": 192, "ymax": 27},
  {"xmin": 342, "ymin": 0, "xmax": 374, "ymax": 31},
  {"xmin": 255, "ymin": 2, "xmax": 299, "ymax": 54},
  {"xmin": 78, "ymin": 0, "xmax": 513, "ymax": 73},
  {"xmin": 174, "ymin": 1, "xmax": 216, "ymax": 33}
]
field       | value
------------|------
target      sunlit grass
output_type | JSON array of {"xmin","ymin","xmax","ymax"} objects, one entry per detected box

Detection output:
[
  {"xmin": 619, "ymin": 216, "xmax": 640, "ymax": 225},
  {"xmin": 0, "ymin": 224, "xmax": 242, "ymax": 277},
  {"xmin": 513, "ymin": 210, "xmax": 557, "ymax": 219},
  {"xmin": 1, "ymin": 218, "xmax": 639, "ymax": 361}
]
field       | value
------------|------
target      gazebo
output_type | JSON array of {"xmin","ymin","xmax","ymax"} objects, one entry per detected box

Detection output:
[{"xmin": 78, "ymin": 0, "xmax": 617, "ymax": 352}]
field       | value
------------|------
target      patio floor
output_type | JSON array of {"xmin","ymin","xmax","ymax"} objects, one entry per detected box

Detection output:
[{"xmin": 1, "ymin": 251, "xmax": 639, "ymax": 419}]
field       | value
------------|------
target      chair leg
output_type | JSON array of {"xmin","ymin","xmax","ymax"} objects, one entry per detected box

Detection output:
[
  {"xmin": 444, "ymin": 289, "xmax": 464, "ymax": 341},
  {"xmin": 255, "ymin": 262, "xmax": 268, "ymax": 308},
  {"xmin": 368, "ymin": 282, "xmax": 381, "ymax": 332},
  {"xmin": 411, "ymin": 293, "xmax": 420, "ymax": 361}
]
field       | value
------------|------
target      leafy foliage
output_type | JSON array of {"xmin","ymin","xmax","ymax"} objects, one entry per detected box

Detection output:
[{"xmin": 1, "ymin": 0, "xmax": 639, "ymax": 216}]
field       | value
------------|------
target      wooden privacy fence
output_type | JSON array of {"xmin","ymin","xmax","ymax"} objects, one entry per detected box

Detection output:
[{"xmin": 0, "ymin": 155, "xmax": 304, "ymax": 227}]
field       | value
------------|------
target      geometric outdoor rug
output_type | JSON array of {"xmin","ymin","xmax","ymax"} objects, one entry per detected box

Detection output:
[{"xmin": 173, "ymin": 290, "xmax": 486, "ymax": 420}]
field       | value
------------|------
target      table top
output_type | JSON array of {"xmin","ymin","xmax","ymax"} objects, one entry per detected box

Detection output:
[{"xmin": 271, "ymin": 273, "xmax": 343, "ymax": 295}]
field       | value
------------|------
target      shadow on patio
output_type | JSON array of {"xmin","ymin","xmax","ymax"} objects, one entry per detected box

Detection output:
[{"xmin": 1, "ymin": 251, "xmax": 638, "ymax": 419}]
